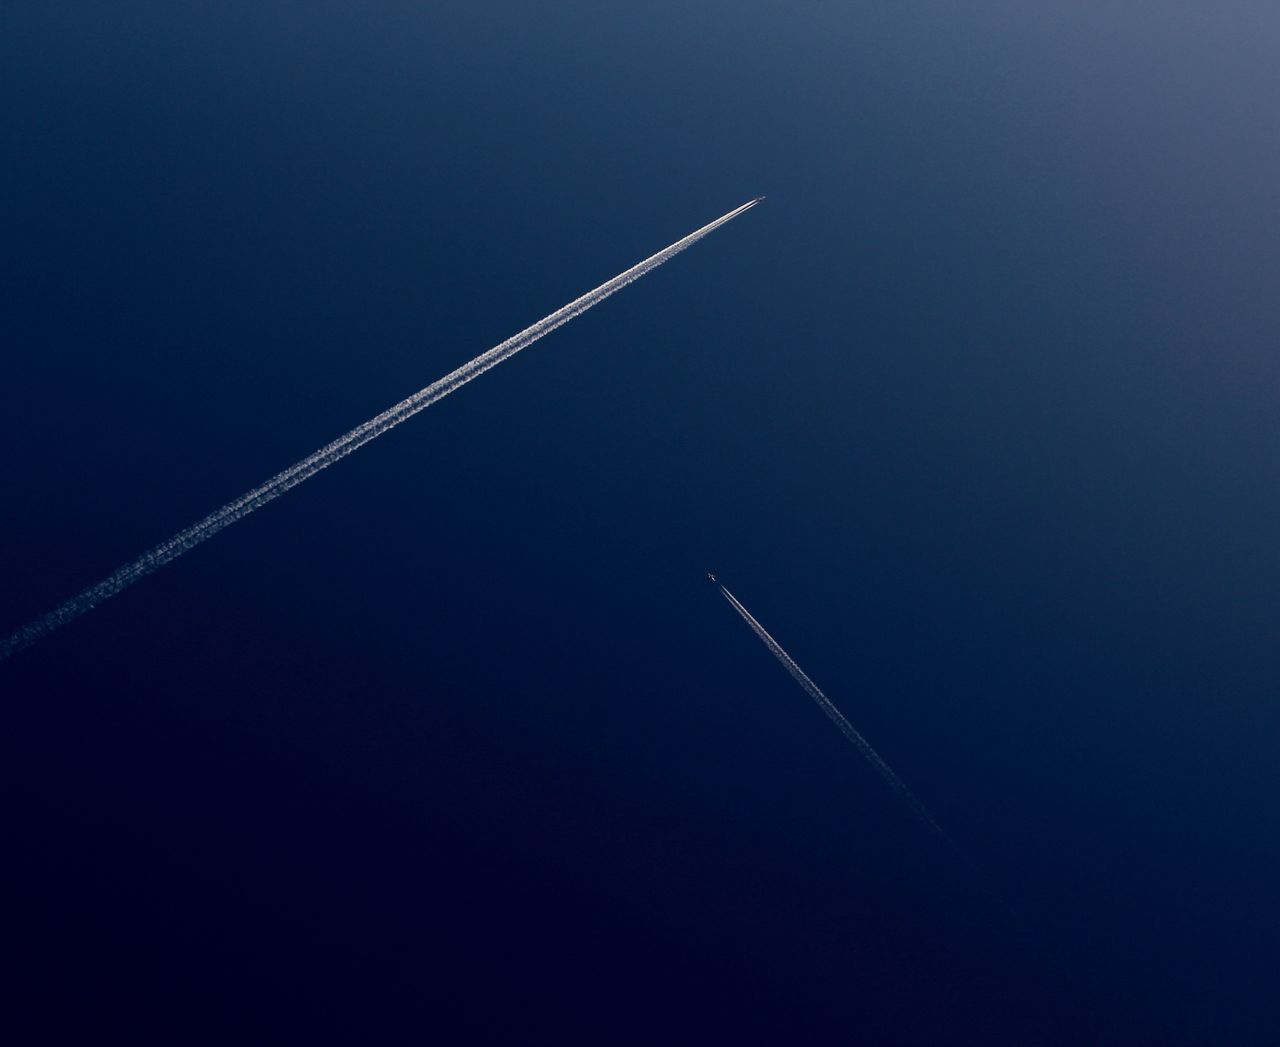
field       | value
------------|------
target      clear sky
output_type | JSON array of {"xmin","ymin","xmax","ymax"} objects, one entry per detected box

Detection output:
[{"xmin": 4, "ymin": 5, "xmax": 1279, "ymax": 1043}]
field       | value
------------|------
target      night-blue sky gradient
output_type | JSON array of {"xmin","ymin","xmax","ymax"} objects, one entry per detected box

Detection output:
[{"xmin": 4, "ymin": 5, "xmax": 1279, "ymax": 1043}]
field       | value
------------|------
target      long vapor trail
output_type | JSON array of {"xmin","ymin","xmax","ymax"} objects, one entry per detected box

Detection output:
[
  {"xmin": 716, "ymin": 581, "xmax": 952, "ymax": 847},
  {"xmin": 0, "ymin": 199, "xmax": 762, "ymax": 664}
]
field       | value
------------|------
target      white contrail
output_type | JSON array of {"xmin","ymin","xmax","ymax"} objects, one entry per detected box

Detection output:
[
  {"xmin": 0, "ymin": 199, "xmax": 762, "ymax": 663},
  {"xmin": 719, "ymin": 582, "xmax": 1046, "ymax": 951},
  {"xmin": 717, "ymin": 582, "xmax": 952, "ymax": 846}
]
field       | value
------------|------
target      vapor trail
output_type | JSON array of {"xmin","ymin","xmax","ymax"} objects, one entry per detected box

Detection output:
[
  {"xmin": 717, "ymin": 582, "xmax": 951, "ymax": 847},
  {"xmin": 0, "ymin": 199, "xmax": 762, "ymax": 664}
]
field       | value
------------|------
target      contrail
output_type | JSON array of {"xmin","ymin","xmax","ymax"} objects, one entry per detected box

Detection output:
[
  {"xmin": 715, "ymin": 580, "xmax": 952, "ymax": 847},
  {"xmin": 0, "ymin": 199, "xmax": 763, "ymax": 664},
  {"xmin": 715, "ymin": 578, "xmax": 1058, "ymax": 975}
]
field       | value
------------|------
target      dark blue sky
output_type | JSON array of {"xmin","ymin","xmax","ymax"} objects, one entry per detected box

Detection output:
[{"xmin": 4, "ymin": 4, "xmax": 1279, "ymax": 1043}]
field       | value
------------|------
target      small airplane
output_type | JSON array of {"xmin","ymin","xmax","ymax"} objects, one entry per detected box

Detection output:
[{"xmin": 707, "ymin": 572, "xmax": 717, "ymax": 583}]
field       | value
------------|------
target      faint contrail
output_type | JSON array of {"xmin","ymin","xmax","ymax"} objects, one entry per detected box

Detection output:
[
  {"xmin": 716, "ymin": 579, "xmax": 952, "ymax": 847},
  {"xmin": 0, "ymin": 199, "xmax": 763, "ymax": 663},
  {"xmin": 715, "ymin": 579, "xmax": 1050, "ymax": 960}
]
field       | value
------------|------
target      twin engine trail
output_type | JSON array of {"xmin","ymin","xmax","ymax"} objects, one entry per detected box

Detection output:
[
  {"xmin": 717, "ymin": 582, "xmax": 952, "ymax": 849},
  {"xmin": 717, "ymin": 582, "xmax": 1061, "ymax": 996},
  {"xmin": 0, "ymin": 198, "xmax": 763, "ymax": 663}
]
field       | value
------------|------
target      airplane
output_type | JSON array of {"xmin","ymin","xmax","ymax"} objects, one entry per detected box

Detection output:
[
  {"xmin": 751, "ymin": 196, "xmax": 766, "ymax": 204},
  {"xmin": 707, "ymin": 572, "xmax": 717, "ymax": 583}
]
